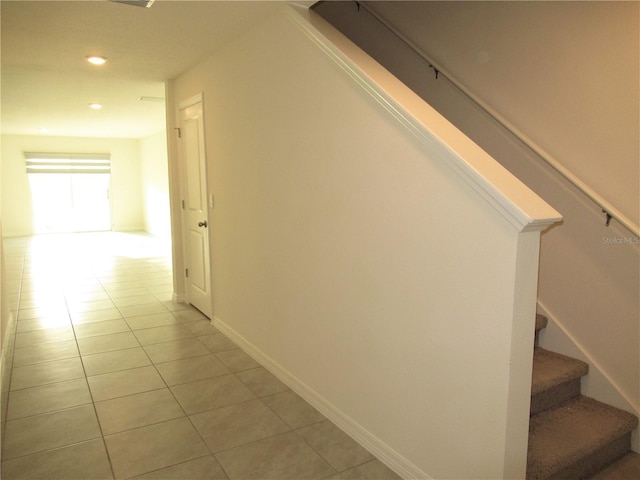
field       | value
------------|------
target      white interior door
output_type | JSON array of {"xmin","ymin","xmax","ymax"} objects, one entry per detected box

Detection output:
[{"xmin": 180, "ymin": 96, "xmax": 212, "ymax": 318}]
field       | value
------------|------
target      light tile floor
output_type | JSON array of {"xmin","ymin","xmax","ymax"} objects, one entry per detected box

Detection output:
[{"xmin": 1, "ymin": 232, "xmax": 401, "ymax": 480}]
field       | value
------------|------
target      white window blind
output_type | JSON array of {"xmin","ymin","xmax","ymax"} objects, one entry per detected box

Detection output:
[{"xmin": 25, "ymin": 152, "xmax": 111, "ymax": 174}]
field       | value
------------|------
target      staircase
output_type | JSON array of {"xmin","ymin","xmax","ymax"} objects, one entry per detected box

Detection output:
[{"xmin": 527, "ymin": 314, "xmax": 638, "ymax": 479}]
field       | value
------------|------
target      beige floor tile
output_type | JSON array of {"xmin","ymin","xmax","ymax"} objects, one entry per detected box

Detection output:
[
  {"xmin": 77, "ymin": 331, "xmax": 140, "ymax": 355},
  {"xmin": 106, "ymin": 286, "xmax": 150, "ymax": 298},
  {"xmin": 64, "ymin": 284, "xmax": 107, "ymax": 296},
  {"xmin": 140, "ymin": 278, "xmax": 173, "ymax": 288},
  {"xmin": 12, "ymin": 340, "xmax": 79, "ymax": 367},
  {"xmin": 95, "ymin": 388, "xmax": 185, "ymax": 435},
  {"xmin": 82, "ymin": 347, "xmax": 151, "ymax": 376},
  {"xmin": 3, "ymin": 404, "xmax": 101, "ymax": 459},
  {"xmin": 16, "ymin": 316, "xmax": 71, "ymax": 333},
  {"xmin": 2, "ymin": 233, "xmax": 388, "ymax": 480},
  {"xmin": 132, "ymin": 455, "xmax": 228, "ymax": 479},
  {"xmin": 133, "ymin": 323, "xmax": 194, "ymax": 346},
  {"xmin": 74, "ymin": 319, "xmax": 131, "ymax": 338},
  {"xmin": 125, "ymin": 312, "xmax": 180, "ymax": 331},
  {"xmin": 112, "ymin": 294, "xmax": 159, "ymax": 307},
  {"xmin": 296, "ymin": 420, "xmax": 374, "ymax": 472},
  {"xmin": 16, "ymin": 290, "xmax": 59, "ymax": 303},
  {"xmin": 67, "ymin": 299, "xmax": 117, "ymax": 313},
  {"xmin": 339, "ymin": 459, "xmax": 402, "ymax": 479},
  {"xmin": 102, "ymin": 280, "xmax": 145, "ymax": 291},
  {"xmin": 7, "ymin": 378, "xmax": 92, "ymax": 420},
  {"xmin": 155, "ymin": 354, "xmax": 230, "ymax": 386},
  {"xmin": 15, "ymin": 326, "xmax": 75, "ymax": 348},
  {"xmin": 160, "ymin": 299, "xmax": 193, "ymax": 311},
  {"xmin": 262, "ymin": 390, "xmax": 327, "ymax": 428},
  {"xmin": 198, "ymin": 333, "xmax": 238, "ymax": 353},
  {"xmin": 216, "ymin": 348, "xmax": 262, "ymax": 372},
  {"xmin": 215, "ymin": 431, "xmax": 336, "ymax": 479},
  {"xmin": 18, "ymin": 296, "xmax": 67, "ymax": 310},
  {"xmin": 71, "ymin": 308, "xmax": 123, "ymax": 325},
  {"xmin": 171, "ymin": 374, "xmax": 256, "ymax": 415},
  {"xmin": 65, "ymin": 291, "xmax": 111, "ymax": 304},
  {"xmin": 105, "ymin": 418, "xmax": 210, "ymax": 479},
  {"xmin": 183, "ymin": 319, "xmax": 219, "ymax": 336},
  {"xmin": 63, "ymin": 278, "xmax": 102, "ymax": 289},
  {"xmin": 98, "ymin": 275, "xmax": 131, "ymax": 285},
  {"xmin": 143, "ymin": 337, "xmax": 210, "ymax": 364},
  {"xmin": 17, "ymin": 306, "xmax": 68, "ymax": 320},
  {"xmin": 10, "ymin": 356, "xmax": 85, "ymax": 390},
  {"xmin": 118, "ymin": 302, "xmax": 169, "ymax": 318},
  {"xmin": 236, "ymin": 367, "xmax": 289, "ymax": 397},
  {"xmin": 0, "ymin": 439, "xmax": 113, "ymax": 480},
  {"xmin": 145, "ymin": 284, "xmax": 173, "ymax": 294},
  {"xmin": 88, "ymin": 365, "xmax": 166, "ymax": 401},
  {"xmin": 191, "ymin": 399, "xmax": 290, "ymax": 453},
  {"xmin": 172, "ymin": 308, "xmax": 209, "ymax": 322}
]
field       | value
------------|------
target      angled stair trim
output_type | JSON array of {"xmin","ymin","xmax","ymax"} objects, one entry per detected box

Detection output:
[{"xmin": 286, "ymin": 4, "xmax": 561, "ymax": 234}]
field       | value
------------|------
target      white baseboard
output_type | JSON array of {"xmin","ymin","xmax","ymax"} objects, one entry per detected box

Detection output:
[
  {"xmin": 211, "ymin": 315, "xmax": 430, "ymax": 480},
  {"xmin": 172, "ymin": 292, "xmax": 186, "ymax": 303},
  {"xmin": 537, "ymin": 301, "xmax": 639, "ymax": 452},
  {"xmin": 1, "ymin": 311, "xmax": 16, "ymax": 387}
]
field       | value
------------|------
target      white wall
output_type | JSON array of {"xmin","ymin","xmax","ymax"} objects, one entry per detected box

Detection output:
[
  {"xmin": 315, "ymin": 0, "xmax": 640, "ymax": 443},
  {"xmin": 0, "ymin": 134, "xmax": 144, "ymax": 235},
  {"xmin": 140, "ymin": 131, "xmax": 171, "ymax": 238},
  {"xmin": 364, "ymin": 1, "xmax": 639, "ymax": 228},
  {"xmin": 168, "ymin": 6, "xmax": 558, "ymax": 478}
]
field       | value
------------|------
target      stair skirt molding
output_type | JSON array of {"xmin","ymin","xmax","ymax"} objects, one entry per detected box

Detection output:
[
  {"xmin": 212, "ymin": 314, "xmax": 428, "ymax": 479},
  {"xmin": 536, "ymin": 300, "xmax": 639, "ymax": 452}
]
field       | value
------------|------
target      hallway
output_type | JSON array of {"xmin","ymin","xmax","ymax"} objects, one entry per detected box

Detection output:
[{"xmin": 1, "ymin": 232, "xmax": 400, "ymax": 479}]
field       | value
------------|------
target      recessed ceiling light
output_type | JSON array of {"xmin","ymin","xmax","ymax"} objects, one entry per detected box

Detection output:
[
  {"xmin": 86, "ymin": 56, "xmax": 108, "ymax": 65},
  {"xmin": 39, "ymin": 127, "xmax": 49, "ymax": 133},
  {"xmin": 89, "ymin": 103, "xmax": 103, "ymax": 109}
]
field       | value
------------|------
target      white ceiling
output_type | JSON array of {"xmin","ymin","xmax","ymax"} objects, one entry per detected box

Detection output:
[{"xmin": 0, "ymin": 0, "xmax": 288, "ymax": 139}]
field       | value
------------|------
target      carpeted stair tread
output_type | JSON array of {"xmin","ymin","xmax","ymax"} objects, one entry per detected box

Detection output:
[
  {"xmin": 588, "ymin": 451, "xmax": 640, "ymax": 479},
  {"xmin": 527, "ymin": 395, "xmax": 639, "ymax": 480},
  {"xmin": 531, "ymin": 347, "xmax": 588, "ymax": 397}
]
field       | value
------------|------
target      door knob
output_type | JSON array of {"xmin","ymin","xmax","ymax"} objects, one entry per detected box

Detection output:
[{"xmin": 198, "ymin": 221, "xmax": 208, "ymax": 228}]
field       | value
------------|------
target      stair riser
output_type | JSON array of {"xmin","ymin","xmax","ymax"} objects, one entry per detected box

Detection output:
[
  {"xmin": 528, "ymin": 315, "xmax": 637, "ymax": 480},
  {"xmin": 531, "ymin": 380, "xmax": 581, "ymax": 415},
  {"xmin": 546, "ymin": 433, "xmax": 632, "ymax": 480}
]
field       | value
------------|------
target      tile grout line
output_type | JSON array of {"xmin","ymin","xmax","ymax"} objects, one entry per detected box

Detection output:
[
  {"xmin": 63, "ymin": 256, "xmax": 118, "ymax": 480},
  {"xmin": 3, "ymin": 234, "xmax": 387, "ymax": 479},
  {"xmin": 87, "ymin": 251, "xmax": 226, "ymax": 479}
]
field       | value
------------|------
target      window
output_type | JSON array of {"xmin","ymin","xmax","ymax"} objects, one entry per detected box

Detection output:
[{"xmin": 25, "ymin": 152, "xmax": 112, "ymax": 233}]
